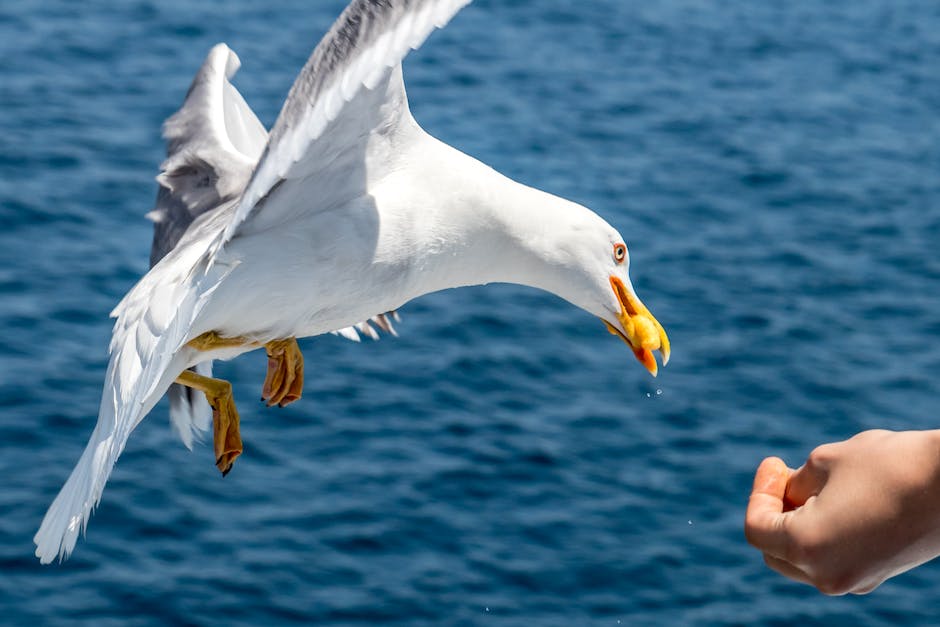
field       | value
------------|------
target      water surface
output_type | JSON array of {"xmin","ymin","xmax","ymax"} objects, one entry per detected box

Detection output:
[{"xmin": 1, "ymin": 1, "xmax": 939, "ymax": 624}]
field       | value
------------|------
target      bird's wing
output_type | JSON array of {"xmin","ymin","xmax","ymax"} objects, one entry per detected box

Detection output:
[
  {"xmin": 34, "ymin": 45, "xmax": 261, "ymax": 561},
  {"xmin": 210, "ymin": 0, "xmax": 473, "ymax": 252},
  {"xmin": 34, "ymin": 218, "xmax": 233, "ymax": 563},
  {"xmin": 144, "ymin": 43, "xmax": 267, "ymax": 447},
  {"xmin": 148, "ymin": 43, "xmax": 267, "ymax": 266},
  {"xmin": 151, "ymin": 39, "xmax": 402, "ymax": 342}
]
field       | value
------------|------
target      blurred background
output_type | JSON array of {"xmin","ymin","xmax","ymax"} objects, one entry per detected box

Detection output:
[{"xmin": 1, "ymin": 0, "xmax": 939, "ymax": 624}]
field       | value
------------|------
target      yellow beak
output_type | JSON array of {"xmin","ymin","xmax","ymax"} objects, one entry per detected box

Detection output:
[{"xmin": 604, "ymin": 276, "xmax": 670, "ymax": 376}]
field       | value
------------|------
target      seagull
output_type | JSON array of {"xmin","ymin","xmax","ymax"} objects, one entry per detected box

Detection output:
[{"xmin": 34, "ymin": 0, "xmax": 670, "ymax": 564}]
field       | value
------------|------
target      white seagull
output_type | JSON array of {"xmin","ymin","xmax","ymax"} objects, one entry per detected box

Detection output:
[{"xmin": 35, "ymin": 0, "xmax": 670, "ymax": 564}]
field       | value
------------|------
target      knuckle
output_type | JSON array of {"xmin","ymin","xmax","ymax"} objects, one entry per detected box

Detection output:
[
  {"xmin": 851, "ymin": 580, "xmax": 882, "ymax": 595},
  {"xmin": 814, "ymin": 571, "xmax": 859, "ymax": 596},
  {"xmin": 856, "ymin": 428, "xmax": 889, "ymax": 441},
  {"xmin": 806, "ymin": 443, "xmax": 835, "ymax": 468}
]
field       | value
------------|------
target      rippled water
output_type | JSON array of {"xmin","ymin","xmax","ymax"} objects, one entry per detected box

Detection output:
[{"xmin": 2, "ymin": 1, "xmax": 939, "ymax": 624}]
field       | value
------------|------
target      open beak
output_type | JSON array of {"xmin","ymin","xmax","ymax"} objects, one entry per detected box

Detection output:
[{"xmin": 603, "ymin": 276, "xmax": 671, "ymax": 376}]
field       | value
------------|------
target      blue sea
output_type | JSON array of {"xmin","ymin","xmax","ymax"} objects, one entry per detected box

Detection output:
[{"xmin": 2, "ymin": 0, "xmax": 939, "ymax": 624}]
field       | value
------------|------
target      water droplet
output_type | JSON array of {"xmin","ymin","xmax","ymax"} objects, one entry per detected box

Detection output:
[{"xmin": 656, "ymin": 388, "xmax": 663, "ymax": 395}]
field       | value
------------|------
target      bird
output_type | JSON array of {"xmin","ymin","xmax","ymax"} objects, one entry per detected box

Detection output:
[{"xmin": 34, "ymin": 0, "xmax": 670, "ymax": 564}]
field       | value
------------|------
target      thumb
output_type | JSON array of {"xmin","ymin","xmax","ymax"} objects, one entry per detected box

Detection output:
[
  {"xmin": 744, "ymin": 457, "xmax": 793, "ymax": 558},
  {"xmin": 752, "ymin": 456, "xmax": 790, "ymax": 498}
]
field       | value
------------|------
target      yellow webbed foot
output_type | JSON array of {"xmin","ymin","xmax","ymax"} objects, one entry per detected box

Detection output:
[
  {"xmin": 175, "ymin": 370, "xmax": 243, "ymax": 476},
  {"xmin": 262, "ymin": 338, "xmax": 304, "ymax": 407}
]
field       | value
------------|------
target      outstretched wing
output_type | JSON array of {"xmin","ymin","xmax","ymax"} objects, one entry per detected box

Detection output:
[
  {"xmin": 34, "ymin": 45, "xmax": 264, "ymax": 564},
  {"xmin": 34, "ymin": 224, "xmax": 233, "ymax": 564},
  {"xmin": 149, "ymin": 43, "xmax": 267, "ymax": 266},
  {"xmin": 212, "ymin": 0, "xmax": 473, "ymax": 251},
  {"xmin": 146, "ymin": 44, "xmax": 269, "ymax": 447}
]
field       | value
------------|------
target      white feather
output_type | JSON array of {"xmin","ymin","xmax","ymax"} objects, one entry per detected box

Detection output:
[
  {"xmin": 34, "ymin": 231, "xmax": 232, "ymax": 563},
  {"xmin": 218, "ymin": 0, "xmax": 473, "ymax": 246}
]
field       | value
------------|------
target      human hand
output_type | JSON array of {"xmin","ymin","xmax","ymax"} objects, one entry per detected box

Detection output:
[{"xmin": 745, "ymin": 429, "xmax": 940, "ymax": 595}]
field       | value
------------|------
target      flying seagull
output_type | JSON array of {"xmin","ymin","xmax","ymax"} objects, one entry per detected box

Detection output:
[{"xmin": 35, "ymin": 0, "xmax": 670, "ymax": 564}]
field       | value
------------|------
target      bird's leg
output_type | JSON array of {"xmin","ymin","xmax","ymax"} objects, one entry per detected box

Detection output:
[
  {"xmin": 262, "ymin": 338, "xmax": 304, "ymax": 407},
  {"xmin": 180, "ymin": 331, "xmax": 303, "ymax": 474},
  {"xmin": 187, "ymin": 331, "xmax": 260, "ymax": 351},
  {"xmin": 175, "ymin": 369, "xmax": 242, "ymax": 476}
]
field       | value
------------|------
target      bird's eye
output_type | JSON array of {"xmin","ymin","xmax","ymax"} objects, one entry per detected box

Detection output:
[{"xmin": 613, "ymin": 243, "xmax": 627, "ymax": 263}]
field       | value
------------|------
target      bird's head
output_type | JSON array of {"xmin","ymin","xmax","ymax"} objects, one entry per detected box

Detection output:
[
  {"xmin": 600, "ymin": 242, "xmax": 670, "ymax": 376},
  {"xmin": 537, "ymin": 211, "xmax": 670, "ymax": 376}
]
